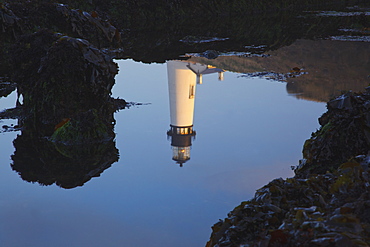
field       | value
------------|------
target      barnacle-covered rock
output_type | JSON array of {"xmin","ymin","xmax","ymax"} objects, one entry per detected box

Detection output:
[
  {"xmin": 207, "ymin": 156, "xmax": 370, "ymax": 246},
  {"xmin": 54, "ymin": 3, "xmax": 121, "ymax": 46},
  {"xmin": 207, "ymin": 90, "xmax": 370, "ymax": 246},
  {"xmin": 10, "ymin": 30, "xmax": 118, "ymax": 136},
  {"xmin": 3, "ymin": 2, "xmax": 121, "ymax": 46},
  {"xmin": 0, "ymin": 3, "xmax": 23, "ymax": 39},
  {"xmin": 296, "ymin": 89, "xmax": 370, "ymax": 178},
  {"xmin": 0, "ymin": 1, "xmax": 123, "ymax": 77},
  {"xmin": 7, "ymin": 30, "xmax": 122, "ymax": 188},
  {"xmin": 0, "ymin": 1, "xmax": 128, "ymax": 189}
]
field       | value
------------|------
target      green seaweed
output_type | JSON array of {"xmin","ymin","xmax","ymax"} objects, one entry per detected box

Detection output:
[{"xmin": 50, "ymin": 110, "xmax": 112, "ymax": 145}]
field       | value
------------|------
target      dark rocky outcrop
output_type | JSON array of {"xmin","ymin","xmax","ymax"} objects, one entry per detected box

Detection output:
[
  {"xmin": 2, "ymin": 0, "xmax": 368, "ymax": 65},
  {"xmin": 3, "ymin": 29, "xmax": 125, "ymax": 189},
  {"xmin": 207, "ymin": 89, "xmax": 370, "ymax": 246},
  {"xmin": 297, "ymin": 89, "xmax": 370, "ymax": 178},
  {"xmin": 10, "ymin": 29, "xmax": 119, "ymax": 137},
  {"xmin": 0, "ymin": 2, "xmax": 122, "ymax": 75},
  {"xmin": 0, "ymin": 1, "xmax": 127, "ymax": 189},
  {"xmin": 11, "ymin": 133, "xmax": 119, "ymax": 189},
  {"xmin": 207, "ymin": 158, "xmax": 370, "ymax": 246},
  {"xmin": 1, "ymin": 2, "xmax": 121, "ymax": 47}
]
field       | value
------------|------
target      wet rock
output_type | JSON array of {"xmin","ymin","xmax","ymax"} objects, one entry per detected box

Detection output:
[
  {"xmin": 11, "ymin": 133, "xmax": 119, "ymax": 189},
  {"xmin": 50, "ymin": 109, "xmax": 113, "ymax": 144},
  {"xmin": 1, "ymin": 124, "xmax": 20, "ymax": 133},
  {"xmin": 0, "ymin": 80, "xmax": 16, "ymax": 97},
  {"xmin": 0, "ymin": 3, "xmax": 23, "ymax": 39},
  {"xmin": 112, "ymin": 98, "xmax": 128, "ymax": 111},
  {"xmin": 0, "ymin": 2, "xmax": 127, "ymax": 189},
  {"xmin": 296, "ymin": 90, "xmax": 370, "ymax": 178},
  {"xmin": 0, "ymin": 3, "xmax": 24, "ymax": 75},
  {"xmin": 207, "ymin": 157, "xmax": 370, "ymax": 246},
  {"xmin": 207, "ymin": 89, "xmax": 370, "ymax": 247},
  {"xmin": 5, "ymin": 29, "xmax": 121, "ymax": 188},
  {"xmin": 240, "ymin": 70, "xmax": 308, "ymax": 82},
  {"xmin": 201, "ymin": 50, "xmax": 219, "ymax": 59},
  {"xmin": 3, "ymin": 2, "xmax": 121, "ymax": 48},
  {"xmin": 54, "ymin": 3, "xmax": 121, "ymax": 46},
  {"xmin": 180, "ymin": 36, "xmax": 229, "ymax": 44},
  {"xmin": 9, "ymin": 29, "xmax": 118, "ymax": 140}
]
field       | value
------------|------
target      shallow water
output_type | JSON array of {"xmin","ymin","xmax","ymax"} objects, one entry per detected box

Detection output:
[
  {"xmin": 0, "ymin": 58, "xmax": 328, "ymax": 246},
  {"xmin": 2, "ymin": 1, "xmax": 370, "ymax": 245}
]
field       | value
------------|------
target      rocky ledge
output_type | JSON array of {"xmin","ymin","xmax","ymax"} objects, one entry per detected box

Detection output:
[{"xmin": 207, "ymin": 89, "xmax": 370, "ymax": 246}]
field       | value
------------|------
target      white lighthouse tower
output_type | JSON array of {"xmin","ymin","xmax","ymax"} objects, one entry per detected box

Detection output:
[{"xmin": 166, "ymin": 60, "xmax": 224, "ymax": 166}]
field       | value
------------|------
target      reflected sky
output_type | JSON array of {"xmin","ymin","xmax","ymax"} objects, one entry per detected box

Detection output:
[{"xmin": 0, "ymin": 59, "xmax": 326, "ymax": 247}]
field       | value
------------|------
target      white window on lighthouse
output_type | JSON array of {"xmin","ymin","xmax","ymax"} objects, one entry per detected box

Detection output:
[{"xmin": 189, "ymin": 84, "xmax": 195, "ymax": 99}]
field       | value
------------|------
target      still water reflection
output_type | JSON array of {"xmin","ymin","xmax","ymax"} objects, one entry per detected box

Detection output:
[
  {"xmin": 1, "ymin": 53, "xmax": 359, "ymax": 246},
  {"xmin": 113, "ymin": 59, "xmax": 325, "ymax": 246},
  {"xmin": 166, "ymin": 61, "xmax": 224, "ymax": 166},
  {"xmin": 1, "ymin": 2, "xmax": 370, "ymax": 245},
  {"xmin": 0, "ymin": 58, "xmax": 325, "ymax": 246},
  {"xmin": 1, "ymin": 57, "xmax": 326, "ymax": 246}
]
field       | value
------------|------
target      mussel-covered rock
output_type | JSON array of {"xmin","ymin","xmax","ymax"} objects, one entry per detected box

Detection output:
[
  {"xmin": 2, "ymin": 2, "xmax": 121, "ymax": 47},
  {"xmin": 9, "ymin": 29, "xmax": 118, "ymax": 139},
  {"xmin": 207, "ymin": 89, "xmax": 370, "ymax": 246},
  {"xmin": 0, "ymin": 2, "xmax": 126, "ymax": 188},
  {"xmin": 0, "ymin": 2, "xmax": 122, "ymax": 77},
  {"xmin": 207, "ymin": 157, "xmax": 370, "ymax": 246},
  {"xmin": 0, "ymin": 3, "xmax": 23, "ymax": 39},
  {"xmin": 7, "ymin": 30, "xmax": 121, "ymax": 188},
  {"xmin": 296, "ymin": 89, "xmax": 370, "ymax": 178}
]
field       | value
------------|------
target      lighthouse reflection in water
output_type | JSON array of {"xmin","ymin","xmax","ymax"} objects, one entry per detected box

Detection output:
[{"xmin": 166, "ymin": 60, "xmax": 224, "ymax": 166}]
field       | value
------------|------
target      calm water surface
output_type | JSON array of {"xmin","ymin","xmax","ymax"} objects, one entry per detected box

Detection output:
[
  {"xmin": 0, "ymin": 59, "xmax": 326, "ymax": 246},
  {"xmin": 1, "ymin": 2, "xmax": 370, "ymax": 245}
]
